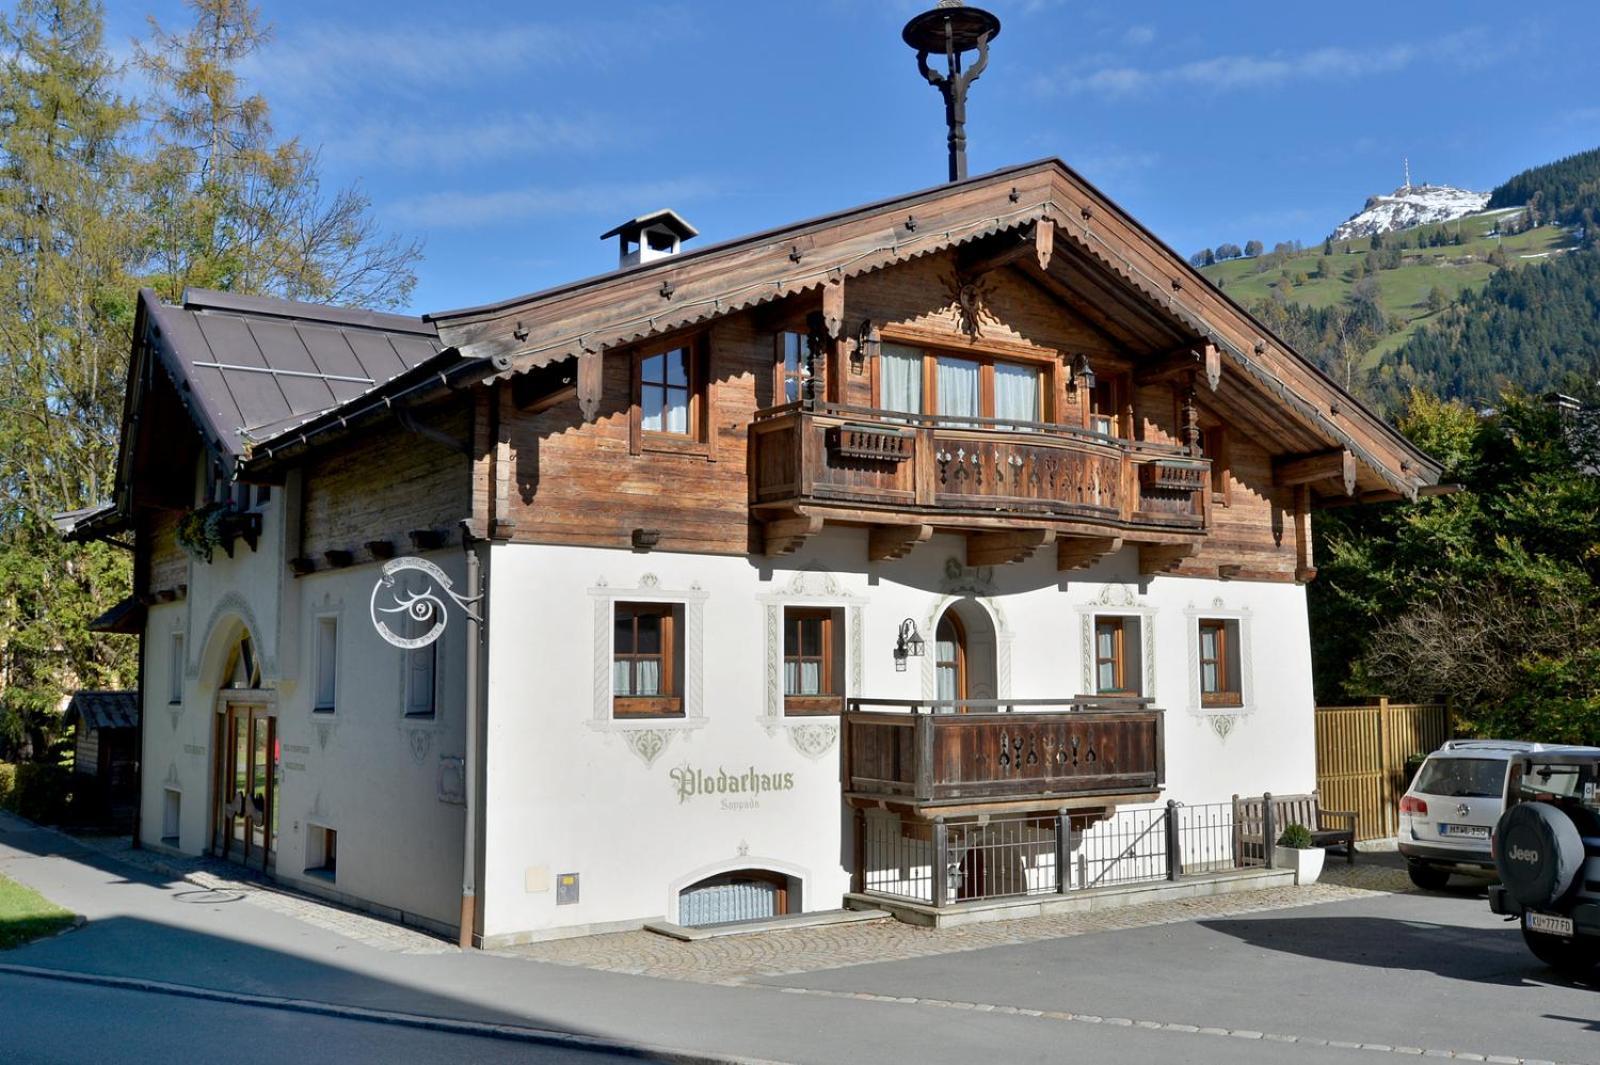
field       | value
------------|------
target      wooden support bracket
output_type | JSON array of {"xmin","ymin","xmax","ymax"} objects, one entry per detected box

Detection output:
[
  {"xmin": 869, "ymin": 523, "xmax": 932, "ymax": 562},
  {"xmin": 1034, "ymin": 217, "xmax": 1055, "ymax": 273},
  {"xmin": 1138, "ymin": 542, "xmax": 1200, "ymax": 575},
  {"xmin": 576, "ymin": 348, "xmax": 603, "ymax": 422},
  {"xmin": 1293, "ymin": 483, "xmax": 1317, "ymax": 583},
  {"xmin": 1056, "ymin": 535, "xmax": 1122, "ymax": 572},
  {"xmin": 1274, "ymin": 448, "xmax": 1357, "ymax": 496},
  {"xmin": 967, "ymin": 528, "xmax": 1055, "ymax": 568},
  {"xmin": 763, "ymin": 513, "xmax": 824, "ymax": 557},
  {"xmin": 822, "ymin": 276, "xmax": 846, "ymax": 340}
]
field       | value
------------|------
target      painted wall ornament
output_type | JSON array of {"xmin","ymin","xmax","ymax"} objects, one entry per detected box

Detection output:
[{"xmin": 369, "ymin": 557, "xmax": 480, "ymax": 650}]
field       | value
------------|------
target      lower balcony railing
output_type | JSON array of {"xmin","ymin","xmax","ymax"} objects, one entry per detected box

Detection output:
[
  {"xmin": 843, "ymin": 697, "xmax": 1164, "ymax": 807},
  {"xmin": 858, "ymin": 800, "xmax": 1260, "ymax": 907}
]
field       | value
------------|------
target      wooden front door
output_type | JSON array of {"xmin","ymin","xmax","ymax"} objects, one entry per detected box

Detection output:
[{"xmin": 215, "ymin": 704, "xmax": 276, "ymax": 871}]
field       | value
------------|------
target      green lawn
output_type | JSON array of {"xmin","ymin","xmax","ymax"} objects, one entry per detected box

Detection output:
[{"xmin": 0, "ymin": 873, "xmax": 76, "ymax": 949}]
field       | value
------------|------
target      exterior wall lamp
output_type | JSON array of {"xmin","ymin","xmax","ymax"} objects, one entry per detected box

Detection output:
[
  {"xmin": 893, "ymin": 618, "xmax": 927, "ymax": 672},
  {"xmin": 852, "ymin": 319, "xmax": 878, "ymax": 375},
  {"xmin": 1067, "ymin": 353, "xmax": 1097, "ymax": 395}
]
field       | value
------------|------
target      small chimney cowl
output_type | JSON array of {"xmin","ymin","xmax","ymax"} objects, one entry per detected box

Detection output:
[{"xmin": 601, "ymin": 210, "xmax": 699, "ymax": 269}]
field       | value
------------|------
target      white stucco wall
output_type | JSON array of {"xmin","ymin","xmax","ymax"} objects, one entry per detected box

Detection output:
[
  {"xmin": 479, "ymin": 527, "xmax": 1316, "ymax": 942},
  {"xmin": 138, "ymin": 487, "xmax": 469, "ymax": 933}
]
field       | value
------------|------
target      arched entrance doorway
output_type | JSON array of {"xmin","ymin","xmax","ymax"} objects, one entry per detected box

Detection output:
[
  {"xmin": 209, "ymin": 629, "xmax": 277, "ymax": 872},
  {"xmin": 933, "ymin": 598, "xmax": 998, "ymax": 705}
]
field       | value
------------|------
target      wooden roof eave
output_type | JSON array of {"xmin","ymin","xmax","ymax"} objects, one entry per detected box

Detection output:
[
  {"xmin": 434, "ymin": 168, "xmax": 1067, "ymax": 380},
  {"xmin": 1035, "ymin": 199, "xmax": 1433, "ymax": 501}
]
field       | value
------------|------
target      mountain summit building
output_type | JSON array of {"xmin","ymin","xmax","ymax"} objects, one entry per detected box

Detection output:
[{"xmin": 67, "ymin": 159, "xmax": 1440, "ymax": 945}]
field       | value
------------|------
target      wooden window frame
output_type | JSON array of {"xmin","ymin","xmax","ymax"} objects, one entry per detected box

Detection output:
[
  {"xmin": 1197, "ymin": 424, "xmax": 1231, "ymax": 506},
  {"xmin": 783, "ymin": 607, "xmax": 844, "ymax": 716},
  {"xmin": 1198, "ymin": 618, "xmax": 1242, "ymax": 708},
  {"xmin": 1094, "ymin": 617, "xmax": 1130, "ymax": 694},
  {"xmin": 630, "ymin": 335, "xmax": 713, "ymax": 458},
  {"xmin": 935, "ymin": 611, "xmax": 969, "ymax": 704},
  {"xmin": 613, "ymin": 602, "xmax": 684, "ymax": 719},
  {"xmin": 1088, "ymin": 372, "xmax": 1132, "ymax": 438},
  {"xmin": 875, "ymin": 340, "xmax": 1054, "ymax": 424},
  {"xmin": 774, "ymin": 331, "xmax": 809, "ymax": 407}
]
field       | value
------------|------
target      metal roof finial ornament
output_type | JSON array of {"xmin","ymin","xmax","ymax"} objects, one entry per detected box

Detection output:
[{"xmin": 902, "ymin": 2, "xmax": 1002, "ymax": 183}]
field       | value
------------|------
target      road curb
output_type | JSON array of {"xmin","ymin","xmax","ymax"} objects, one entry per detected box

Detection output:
[{"xmin": 0, "ymin": 963, "xmax": 794, "ymax": 1065}]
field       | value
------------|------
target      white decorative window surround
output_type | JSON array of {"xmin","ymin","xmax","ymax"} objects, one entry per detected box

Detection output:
[
  {"xmin": 1074, "ymin": 583, "xmax": 1157, "ymax": 700},
  {"xmin": 920, "ymin": 594, "xmax": 1012, "ymax": 701},
  {"xmin": 1185, "ymin": 596, "xmax": 1255, "ymax": 742},
  {"xmin": 759, "ymin": 568, "xmax": 863, "ymax": 760},
  {"xmin": 589, "ymin": 574, "xmax": 708, "ymax": 765}
]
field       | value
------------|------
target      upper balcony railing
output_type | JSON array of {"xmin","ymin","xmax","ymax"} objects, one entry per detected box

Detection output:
[
  {"xmin": 750, "ymin": 403, "xmax": 1208, "ymax": 533},
  {"xmin": 843, "ymin": 697, "xmax": 1165, "ymax": 809}
]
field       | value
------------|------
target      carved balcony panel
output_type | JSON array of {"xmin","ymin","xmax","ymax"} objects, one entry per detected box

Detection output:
[
  {"xmin": 751, "ymin": 405, "xmax": 1208, "ymax": 553},
  {"xmin": 843, "ymin": 698, "xmax": 1164, "ymax": 810}
]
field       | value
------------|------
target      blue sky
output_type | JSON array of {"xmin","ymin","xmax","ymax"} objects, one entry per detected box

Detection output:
[{"xmin": 104, "ymin": 0, "xmax": 1600, "ymax": 315}]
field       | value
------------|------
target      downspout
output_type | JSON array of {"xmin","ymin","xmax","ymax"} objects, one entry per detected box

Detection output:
[{"xmin": 459, "ymin": 533, "xmax": 488, "ymax": 948}]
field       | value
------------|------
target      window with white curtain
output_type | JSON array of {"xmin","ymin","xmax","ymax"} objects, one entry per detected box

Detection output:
[
  {"xmin": 994, "ymin": 362, "xmax": 1040, "ymax": 427},
  {"xmin": 879, "ymin": 343, "xmax": 923, "ymax": 415},
  {"xmin": 640, "ymin": 347, "xmax": 691, "ymax": 434},
  {"xmin": 613, "ymin": 602, "xmax": 684, "ymax": 718},
  {"xmin": 935, "ymin": 356, "xmax": 981, "ymax": 419}
]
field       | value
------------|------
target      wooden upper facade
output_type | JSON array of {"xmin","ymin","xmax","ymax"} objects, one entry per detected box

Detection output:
[{"xmin": 76, "ymin": 158, "xmax": 1444, "ymax": 601}]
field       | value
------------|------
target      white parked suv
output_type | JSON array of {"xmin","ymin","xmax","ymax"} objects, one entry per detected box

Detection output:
[{"xmin": 1398, "ymin": 741, "xmax": 1564, "ymax": 889}]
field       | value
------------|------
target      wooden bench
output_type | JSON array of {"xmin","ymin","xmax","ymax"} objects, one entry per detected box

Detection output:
[{"xmin": 1232, "ymin": 791, "xmax": 1358, "ymax": 867}]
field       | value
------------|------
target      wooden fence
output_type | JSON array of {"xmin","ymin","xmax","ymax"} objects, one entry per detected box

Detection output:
[{"xmin": 1314, "ymin": 699, "xmax": 1450, "ymax": 840}]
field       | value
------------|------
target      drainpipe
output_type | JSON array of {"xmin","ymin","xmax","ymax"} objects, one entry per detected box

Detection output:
[{"xmin": 458, "ymin": 538, "xmax": 486, "ymax": 948}]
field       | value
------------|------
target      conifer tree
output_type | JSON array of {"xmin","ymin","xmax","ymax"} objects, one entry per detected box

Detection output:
[{"xmin": 0, "ymin": 0, "xmax": 139, "ymax": 754}]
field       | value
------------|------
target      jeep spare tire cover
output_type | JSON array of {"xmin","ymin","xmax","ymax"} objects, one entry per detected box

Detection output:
[{"xmin": 1495, "ymin": 802, "xmax": 1584, "ymax": 910}]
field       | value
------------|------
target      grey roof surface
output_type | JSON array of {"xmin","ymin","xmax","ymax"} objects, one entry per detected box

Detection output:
[
  {"xmin": 143, "ymin": 288, "xmax": 446, "ymax": 462},
  {"xmin": 64, "ymin": 691, "xmax": 139, "ymax": 732}
]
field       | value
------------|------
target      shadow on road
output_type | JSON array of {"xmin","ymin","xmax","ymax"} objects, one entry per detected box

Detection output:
[{"xmin": 1200, "ymin": 913, "xmax": 1599, "ymax": 991}]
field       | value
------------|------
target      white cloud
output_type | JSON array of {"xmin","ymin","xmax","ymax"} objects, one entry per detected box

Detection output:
[
  {"xmin": 1037, "ymin": 38, "xmax": 1439, "ymax": 99},
  {"xmin": 1122, "ymin": 25, "xmax": 1156, "ymax": 47},
  {"xmin": 388, "ymin": 177, "xmax": 721, "ymax": 230},
  {"xmin": 328, "ymin": 111, "xmax": 614, "ymax": 170}
]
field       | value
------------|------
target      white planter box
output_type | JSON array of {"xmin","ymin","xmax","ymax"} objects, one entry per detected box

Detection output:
[{"xmin": 1285, "ymin": 846, "xmax": 1324, "ymax": 885}]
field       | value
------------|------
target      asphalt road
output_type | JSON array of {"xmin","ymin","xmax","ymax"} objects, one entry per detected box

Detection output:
[
  {"xmin": 3, "ymin": 811, "xmax": 1597, "ymax": 1065},
  {"xmin": 0, "ymin": 971, "xmax": 646, "ymax": 1065}
]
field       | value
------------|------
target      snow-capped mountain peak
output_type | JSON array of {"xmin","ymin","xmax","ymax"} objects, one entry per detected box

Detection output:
[{"xmin": 1331, "ymin": 183, "xmax": 1490, "ymax": 242}]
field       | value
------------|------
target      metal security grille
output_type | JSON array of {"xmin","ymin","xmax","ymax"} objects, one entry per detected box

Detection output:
[{"xmin": 679, "ymin": 874, "xmax": 784, "ymax": 927}]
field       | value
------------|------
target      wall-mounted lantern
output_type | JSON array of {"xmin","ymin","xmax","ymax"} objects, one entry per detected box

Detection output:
[
  {"xmin": 1067, "ymin": 353, "xmax": 1097, "ymax": 395},
  {"xmin": 852, "ymin": 319, "xmax": 879, "ymax": 375},
  {"xmin": 893, "ymin": 618, "xmax": 927, "ymax": 672}
]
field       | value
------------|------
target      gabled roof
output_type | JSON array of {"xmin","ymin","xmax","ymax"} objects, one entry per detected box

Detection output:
[
  {"xmin": 137, "ymin": 288, "xmax": 446, "ymax": 466},
  {"xmin": 64, "ymin": 690, "xmax": 139, "ymax": 731},
  {"xmin": 430, "ymin": 158, "xmax": 1442, "ymax": 500}
]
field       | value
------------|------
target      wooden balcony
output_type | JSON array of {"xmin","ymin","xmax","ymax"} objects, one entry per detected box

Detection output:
[
  {"xmin": 750, "ymin": 404, "xmax": 1208, "ymax": 567},
  {"xmin": 843, "ymin": 698, "xmax": 1165, "ymax": 813}
]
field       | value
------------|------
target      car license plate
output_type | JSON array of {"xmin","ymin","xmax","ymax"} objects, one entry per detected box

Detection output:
[
  {"xmin": 1439, "ymin": 824, "xmax": 1489, "ymax": 838},
  {"xmin": 1527, "ymin": 913, "xmax": 1575, "ymax": 937}
]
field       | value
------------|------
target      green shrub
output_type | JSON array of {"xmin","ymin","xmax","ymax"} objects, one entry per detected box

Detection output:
[
  {"xmin": 1277, "ymin": 823, "xmax": 1315, "ymax": 849},
  {"xmin": 1, "ymin": 763, "xmax": 73, "ymax": 824},
  {"xmin": 0, "ymin": 763, "xmax": 15, "ymax": 809}
]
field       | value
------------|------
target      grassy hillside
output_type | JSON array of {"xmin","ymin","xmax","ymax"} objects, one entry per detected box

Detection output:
[{"xmin": 1201, "ymin": 213, "xmax": 1578, "ymax": 368}]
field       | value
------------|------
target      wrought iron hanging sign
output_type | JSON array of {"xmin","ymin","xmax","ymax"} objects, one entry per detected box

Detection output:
[{"xmin": 368, "ymin": 557, "xmax": 480, "ymax": 649}]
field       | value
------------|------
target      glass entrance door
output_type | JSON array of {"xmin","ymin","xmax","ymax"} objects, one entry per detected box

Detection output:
[{"xmin": 216, "ymin": 704, "xmax": 275, "ymax": 871}]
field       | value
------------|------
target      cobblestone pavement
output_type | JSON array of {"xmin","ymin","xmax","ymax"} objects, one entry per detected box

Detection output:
[
  {"xmin": 499, "ymin": 862, "xmax": 1417, "ymax": 984},
  {"xmin": 67, "ymin": 833, "xmax": 454, "ymax": 955}
]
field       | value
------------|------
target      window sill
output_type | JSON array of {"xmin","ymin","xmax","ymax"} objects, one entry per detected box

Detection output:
[
  {"xmin": 640, "ymin": 434, "xmax": 712, "ymax": 460},
  {"xmin": 1201, "ymin": 694, "xmax": 1243, "ymax": 709},
  {"xmin": 614, "ymin": 697, "xmax": 685, "ymax": 719},
  {"xmin": 403, "ymin": 712, "xmax": 437, "ymax": 721},
  {"xmin": 784, "ymin": 697, "xmax": 844, "ymax": 716},
  {"xmin": 305, "ymin": 868, "xmax": 336, "ymax": 883},
  {"xmin": 312, "ymin": 706, "xmax": 336, "ymax": 715}
]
